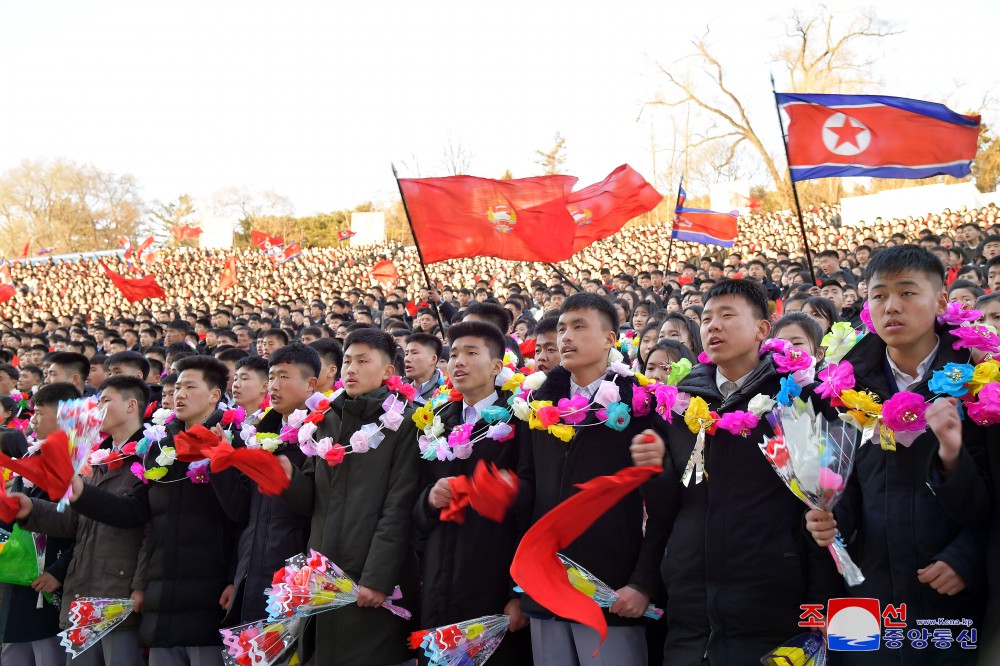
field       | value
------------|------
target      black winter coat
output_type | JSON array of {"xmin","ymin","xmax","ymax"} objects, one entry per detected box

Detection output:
[
  {"xmin": 214, "ymin": 409, "xmax": 310, "ymax": 624},
  {"xmin": 653, "ymin": 357, "xmax": 844, "ymax": 665},
  {"xmin": 412, "ymin": 395, "xmax": 531, "ymax": 665},
  {"xmin": 72, "ymin": 410, "xmax": 242, "ymax": 648},
  {"xmin": 835, "ymin": 327, "xmax": 988, "ymax": 665}
]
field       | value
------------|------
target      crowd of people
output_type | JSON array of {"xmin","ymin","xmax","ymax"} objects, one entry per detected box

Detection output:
[{"xmin": 0, "ymin": 200, "xmax": 997, "ymax": 665}]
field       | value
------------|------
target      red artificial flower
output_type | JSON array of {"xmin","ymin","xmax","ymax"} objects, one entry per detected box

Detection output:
[
  {"xmin": 448, "ymin": 391, "xmax": 465, "ymax": 403},
  {"xmin": 105, "ymin": 451, "xmax": 124, "ymax": 471},
  {"xmin": 120, "ymin": 442, "xmax": 137, "ymax": 457},
  {"xmin": 537, "ymin": 405, "xmax": 561, "ymax": 428},
  {"xmin": 314, "ymin": 399, "xmax": 331, "ymax": 413},
  {"xmin": 324, "ymin": 444, "xmax": 346, "ymax": 466},
  {"xmin": 397, "ymin": 383, "xmax": 417, "ymax": 402},
  {"xmin": 304, "ymin": 411, "xmax": 325, "ymax": 426},
  {"xmin": 707, "ymin": 411, "xmax": 720, "ymax": 435},
  {"xmin": 385, "ymin": 376, "xmax": 403, "ymax": 392}
]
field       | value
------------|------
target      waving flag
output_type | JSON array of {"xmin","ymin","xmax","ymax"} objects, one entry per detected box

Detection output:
[
  {"xmin": 216, "ymin": 257, "xmax": 238, "ymax": 293},
  {"xmin": 172, "ymin": 224, "xmax": 203, "ymax": 240},
  {"xmin": 398, "ymin": 174, "xmax": 579, "ymax": 264},
  {"xmin": 672, "ymin": 187, "xmax": 738, "ymax": 247},
  {"xmin": 38, "ymin": 246, "xmax": 56, "ymax": 255},
  {"xmin": 100, "ymin": 261, "xmax": 166, "ymax": 303},
  {"xmin": 251, "ymin": 230, "xmax": 284, "ymax": 252},
  {"xmin": 776, "ymin": 93, "xmax": 980, "ymax": 181},
  {"xmin": 337, "ymin": 230, "xmax": 356, "ymax": 241},
  {"xmin": 567, "ymin": 164, "xmax": 662, "ymax": 253},
  {"xmin": 0, "ymin": 260, "xmax": 15, "ymax": 303},
  {"xmin": 18, "ymin": 241, "xmax": 30, "ymax": 259},
  {"xmin": 370, "ymin": 259, "xmax": 399, "ymax": 286},
  {"xmin": 273, "ymin": 242, "xmax": 302, "ymax": 265}
]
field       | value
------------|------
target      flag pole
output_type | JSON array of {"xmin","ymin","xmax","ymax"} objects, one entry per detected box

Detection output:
[
  {"xmin": 391, "ymin": 164, "xmax": 448, "ymax": 332},
  {"xmin": 771, "ymin": 75, "xmax": 817, "ymax": 285},
  {"xmin": 545, "ymin": 263, "xmax": 583, "ymax": 292},
  {"xmin": 664, "ymin": 173, "xmax": 684, "ymax": 273}
]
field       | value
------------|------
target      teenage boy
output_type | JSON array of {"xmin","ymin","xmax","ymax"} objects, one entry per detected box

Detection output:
[
  {"xmin": 519, "ymin": 293, "xmax": 668, "ymax": 664},
  {"xmin": 641, "ymin": 279, "xmax": 843, "ymax": 664},
  {"xmin": 14, "ymin": 376, "xmax": 150, "ymax": 665},
  {"xmin": 280, "ymin": 328, "xmax": 419, "ymax": 665},
  {"xmin": 532, "ymin": 316, "xmax": 561, "ymax": 373},
  {"xmin": 0, "ymin": 383, "xmax": 78, "ymax": 665},
  {"xmin": 413, "ymin": 321, "xmax": 531, "ymax": 664},
  {"xmin": 806, "ymin": 246, "xmax": 989, "ymax": 665},
  {"xmin": 308, "ymin": 338, "xmax": 342, "ymax": 395},
  {"xmin": 67, "ymin": 356, "xmax": 241, "ymax": 666},
  {"xmin": 404, "ymin": 332, "xmax": 442, "ymax": 404},
  {"xmin": 231, "ymin": 356, "xmax": 269, "ymax": 417}
]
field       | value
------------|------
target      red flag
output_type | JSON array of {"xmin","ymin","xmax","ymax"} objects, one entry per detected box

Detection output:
[
  {"xmin": 0, "ymin": 431, "xmax": 74, "ymax": 501},
  {"xmin": 337, "ymin": 230, "xmax": 356, "ymax": 241},
  {"xmin": 38, "ymin": 246, "xmax": 56, "ymax": 255},
  {"xmin": 273, "ymin": 242, "xmax": 301, "ymax": 265},
  {"xmin": 510, "ymin": 465, "xmax": 662, "ymax": 648},
  {"xmin": 567, "ymin": 165, "xmax": 661, "ymax": 253},
  {"xmin": 100, "ymin": 261, "xmax": 166, "ymax": 303},
  {"xmin": 398, "ymin": 174, "xmax": 579, "ymax": 264},
  {"xmin": 370, "ymin": 259, "xmax": 399, "ymax": 285},
  {"xmin": 0, "ymin": 259, "xmax": 15, "ymax": 304},
  {"xmin": 19, "ymin": 240, "xmax": 30, "ymax": 259},
  {"xmin": 251, "ymin": 230, "xmax": 284, "ymax": 252},
  {"xmin": 736, "ymin": 194, "xmax": 762, "ymax": 209},
  {"xmin": 171, "ymin": 224, "xmax": 203, "ymax": 240},
  {"xmin": 216, "ymin": 257, "xmax": 237, "ymax": 293}
]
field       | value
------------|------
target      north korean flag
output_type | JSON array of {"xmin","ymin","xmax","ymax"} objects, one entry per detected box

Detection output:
[
  {"xmin": 672, "ymin": 187, "xmax": 738, "ymax": 248},
  {"xmin": 776, "ymin": 93, "xmax": 980, "ymax": 181}
]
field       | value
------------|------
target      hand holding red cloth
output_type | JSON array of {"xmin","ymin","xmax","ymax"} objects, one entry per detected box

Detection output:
[
  {"xmin": 0, "ymin": 481, "xmax": 23, "ymax": 523},
  {"xmin": 440, "ymin": 461, "xmax": 519, "ymax": 525},
  {"xmin": 0, "ymin": 431, "xmax": 74, "ymax": 502},
  {"xmin": 174, "ymin": 425, "xmax": 289, "ymax": 496}
]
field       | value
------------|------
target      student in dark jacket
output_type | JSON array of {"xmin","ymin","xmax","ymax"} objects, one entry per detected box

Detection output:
[
  {"xmin": 642, "ymin": 279, "xmax": 843, "ymax": 665},
  {"xmin": 68, "ymin": 355, "xmax": 241, "ymax": 666},
  {"xmin": 807, "ymin": 246, "xmax": 989, "ymax": 665},
  {"xmin": 518, "ymin": 293, "xmax": 670, "ymax": 665},
  {"xmin": 14, "ymin": 376, "xmax": 150, "ymax": 666},
  {"xmin": 212, "ymin": 343, "xmax": 314, "ymax": 625},
  {"xmin": 279, "ymin": 328, "xmax": 419, "ymax": 666},
  {"xmin": 0, "ymin": 382, "xmax": 78, "ymax": 665},
  {"xmin": 412, "ymin": 321, "xmax": 531, "ymax": 664}
]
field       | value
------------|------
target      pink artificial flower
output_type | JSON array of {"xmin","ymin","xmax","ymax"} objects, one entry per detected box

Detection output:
[
  {"xmin": 966, "ymin": 384, "xmax": 1000, "ymax": 426},
  {"xmin": 951, "ymin": 325, "xmax": 1000, "ymax": 354},
  {"xmin": 816, "ymin": 361, "xmax": 856, "ymax": 405},
  {"xmin": 221, "ymin": 406, "xmax": 246, "ymax": 429},
  {"xmin": 860, "ymin": 301, "xmax": 875, "ymax": 333},
  {"xmin": 819, "ymin": 468, "xmax": 845, "ymax": 494},
  {"xmin": 939, "ymin": 301, "xmax": 983, "ymax": 327},
  {"xmin": 186, "ymin": 460, "xmax": 210, "ymax": 484},
  {"xmin": 130, "ymin": 462, "xmax": 148, "ymax": 484},
  {"xmin": 447, "ymin": 423, "xmax": 474, "ymax": 449},
  {"xmin": 557, "ymin": 394, "xmax": 590, "ymax": 425},
  {"xmin": 631, "ymin": 385, "xmax": 652, "ymax": 417},
  {"xmin": 307, "ymin": 551, "xmax": 329, "ymax": 573},
  {"xmin": 773, "ymin": 347, "xmax": 814, "ymax": 375},
  {"xmin": 716, "ymin": 410, "xmax": 759, "ymax": 437},
  {"xmin": 881, "ymin": 391, "xmax": 927, "ymax": 432},
  {"xmin": 397, "ymin": 383, "xmax": 417, "ymax": 403},
  {"xmin": 536, "ymin": 405, "xmax": 562, "ymax": 428},
  {"xmin": 593, "ymin": 380, "xmax": 621, "ymax": 407},
  {"xmin": 760, "ymin": 338, "xmax": 792, "ymax": 356},
  {"xmin": 653, "ymin": 384, "xmax": 678, "ymax": 423},
  {"xmin": 792, "ymin": 365, "xmax": 816, "ymax": 386},
  {"xmin": 385, "ymin": 376, "xmax": 403, "ymax": 392},
  {"xmin": 697, "ymin": 351, "xmax": 714, "ymax": 366}
]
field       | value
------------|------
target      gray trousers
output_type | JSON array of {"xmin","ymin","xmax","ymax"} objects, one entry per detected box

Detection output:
[
  {"xmin": 530, "ymin": 618, "xmax": 647, "ymax": 665},
  {"xmin": 1, "ymin": 635, "xmax": 65, "ymax": 665},
  {"xmin": 69, "ymin": 626, "xmax": 144, "ymax": 666},
  {"xmin": 148, "ymin": 646, "xmax": 224, "ymax": 666}
]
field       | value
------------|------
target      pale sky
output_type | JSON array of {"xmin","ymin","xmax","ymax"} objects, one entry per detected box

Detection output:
[{"xmin": 1, "ymin": 0, "xmax": 997, "ymax": 217}]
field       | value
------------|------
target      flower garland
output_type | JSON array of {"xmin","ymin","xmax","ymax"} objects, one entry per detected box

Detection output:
[{"xmin": 411, "ymin": 377, "xmax": 518, "ymax": 462}]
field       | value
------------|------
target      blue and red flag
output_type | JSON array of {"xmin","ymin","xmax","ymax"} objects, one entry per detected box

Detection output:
[
  {"xmin": 672, "ymin": 187, "xmax": 738, "ymax": 247},
  {"xmin": 776, "ymin": 93, "xmax": 980, "ymax": 181}
]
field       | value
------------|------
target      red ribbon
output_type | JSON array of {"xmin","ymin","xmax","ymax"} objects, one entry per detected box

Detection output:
[
  {"xmin": 440, "ymin": 460, "xmax": 519, "ymax": 525},
  {"xmin": 0, "ymin": 431, "xmax": 74, "ymax": 501},
  {"xmin": 174, "ymin": 425, "xmax": 290, "ymax": 496}
]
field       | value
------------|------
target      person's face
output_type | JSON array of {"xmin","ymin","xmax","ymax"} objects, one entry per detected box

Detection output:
[
  {"xmin": 666, "ymin": 299, "xmax": 680, "ymax": 313},
  {"xmin": 683, "ymin": 292, "xmax": 702, "ymax": 308},
  {"xmin": 162, "ymin": 384, "xmax": 175, "ymax": 411},
  {"xmin": 165, "ymin": 329, "xmax": 183, "ymax": 345},
  {"xmin": 0, "ymin": 371, "xmax": 14, "ymax": 396},
  {"xmin": 336, "ymin": 325, "xmax": 348, "ymax": 341},
  {"xmin": 774, "ymin": 324, "xmax": 819, "ymax": 359},
  {"xmin": 977, "ymin": 301, "xmax": 1000, "ymax": 329},
  {"xmin": 700, "ymin": 294, "xmax": 769, "ymax": 366},
  {"xmin": 404, "ymin": 342, "xmax": 437, "ymax": 382},
  {"xmin": 534, "ymin": 331, "xmax": 560, "ymax": 374},
  {"xmin": 949, "ymin": 288, "xmax": 978, "ymax": 308},
  {"xmin": 802, "ymin": 303, "xmax": 832, "ymax": 333},
  {"xmin": 958, "ymin": 271, "xmax": 981, "ymax": 286},
  {"xmin": 17, "ymin": 371, "xmax": 38, "ymax": 392},
  {"xmin": 631, "ymin": 308, "xmax": 649, "ymax": 331},
  {"xmin": 867, "ymin": 269, "xmax": 947, "ymax": 349},
  {"xmin": 842, "ymin": 289, "xmax": 858, "ymax": 308},
  {"xmin": 819, "ymin": 286, "xmax": 844, "ymax": 311},
  {"xmin": 550, "ymin": 293, "xmax": 565, "ymax": 310},
  {"xmin": 513, "ymin": 321, "xmax": 529, "ymax": 341},
  {"xmin": 98, "ymin": 387, "xmax": 135, "ymax": 433},
  {"xmin": 236, "ymin": 330, "xmax": 252, "ymax": 349},
  {"xmin": 988, "ymin": 265, "xmax": 1000, "ymax": 292},
  {"xmin": 268, "ymin": 363, "xmax": 317, "ymax": 415},
  {"xmin": 708, "ymin": 266, "xmax": 722, "ymax": 280},
  {"xmin": 262, "ymin": 336, "xmax": 284, "ymax": 360},
  {"xmin": 342, "ymin": 343, "xmax": 393, "ymax": 397},
  {"xmin": 45, "ymin": 363, "xmax": 75, "ymax": 387},
  {"xmin": 556, "ymin": 308, "xmax": 615, "ymax": 375},
  {"xmin": 659, "ymin": 319, "xmax": 692, "ymax": 350},
  {"xmin": 108, "ymin": 362, "xmax": 143, "ymax": 379},
  {"xmin": 232, "ymin": 367, "xmax": 267, "ymax": 410},
  {"xmin": 31, "ymin": 402, "xmax": 59, "ymax": 439},
  {"xmin": 310, "ymin": 306, "xmax": 322, "ymax": 318},
  {"xmin": 448, "ymin": 336, "xmax": 501, "ymax": 397},
  {"xmin": 416, "ymin": 313, "xmax": 433, "ymax": 331},
  {"xmin": 139, "ymin": 331, "xmax": 154, "ymax": 348},
  {"xmin": 458, "ymin": 292, "xmax": 471, "ymax": 306},
  {"xmin": 300, "ymin": 332, "xmax": 319, "ymax": 345},
  {"xmin": 174, "ymin": 369, "xmax": 221, "ymax": 423},
  {"xmin": 644, "ymin": 348, "xmax": 674, "ymax": 384},
  {"xmin": 748, "ymin": 264, "xmax": 765, "ymax": 281},
  {"xmin": 292, "ymin": 312, "xmax": 304, "ymax": 325}
]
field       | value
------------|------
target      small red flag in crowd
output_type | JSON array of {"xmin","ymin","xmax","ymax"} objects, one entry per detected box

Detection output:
[
  {"xmin": 251, "ymin": 230, "xmax": 284, "ymax": 252},
  {"xmin": 19, "ymin": 240, "xmax": 30, "ymax": 259},
  {"xmin": 273, "ymin": 242, "xmax": 302, "ymax": 265},
  {"xmin": 38, "ymin": 246, "xmax": 56, "ymax": 255},
  {"xmin": 370, "ymin": 259, "xmax": 399, "ymax": 285},
  {"xmin": 216, "ymin": 257, "xmax": 238, "ymax": 293},
  {"xmin": 566, "ymin": 164, "xmax": 662, "ymax": 254},
  {"xmin": 99, "ymin": 261, "xmax": 166, "ymax": 303},
  {"xmin": 172, "ymin": 224, "xmax": 203, "ymax": 240},
  {"xmin": 0, "ymin": 260, "xmax": 15, "ymax": 303},
  {"xmin": 398, "ymin": 174, "xmax": 579, "ymax": 264},
  {"xmin": 337, "ymin": 230, "xmax": 356, "ymax": 241}
]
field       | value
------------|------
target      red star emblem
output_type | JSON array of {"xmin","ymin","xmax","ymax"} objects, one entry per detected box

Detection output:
[{"xmin": 828, "ymin": 116, "xmax": 865, "ymax": 149}]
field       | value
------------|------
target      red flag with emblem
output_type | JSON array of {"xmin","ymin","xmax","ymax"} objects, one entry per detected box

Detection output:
[
  {"xmin": 398, "ymin": 174, "xmax": 579, "ymax": 264},
  {"xmin": 370, "ymin": 259, "xmax": 399, "ymax": 285},
  {"xmin": 172, "ymin": 224, "xmax": 203, "ymax": 240},
  {"xmin": 251, "ymin": 230, "xmax": 284, "ymax": 252},
  {"xmin": 216, "ymin": 257, "xmax": 237, "ymax": 293},
  {"xmin": 567, "ymin": 165, "xmax": 661, "ymax": 253},
  {"xmin": 100, "ymin": 261, "xmax": 166, "ymax": 303},
  {"xmin": 337, "ymin": 230, "xmax": 356, "ymax": 241}
]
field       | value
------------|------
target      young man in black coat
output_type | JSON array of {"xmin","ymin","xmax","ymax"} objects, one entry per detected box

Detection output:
[
  {"xmin": 412, "ymin": 320, "xmax": 530, "ymax": 664},
  {"xmin": 67, "ymin": 355, "xmax": 241, "ymax": 666},
  {"xmin": 807, "ymin": 246, "xmax": 989, "ymax": 665},
  {"xmin": 642, "ymin": 279, "xmax": 843, "ymax": 665},
  {"xmin": 518, "ymin": 293, "xmax": 669, "ymax": 665}
]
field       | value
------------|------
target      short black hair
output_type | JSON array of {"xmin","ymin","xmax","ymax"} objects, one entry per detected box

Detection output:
[
  {"xmin": 405, "ymin": 333, "xmax": 443, "ymax": 359},
  {"xmin": 99, "ymin": 376, "xmax": 150, "ymax": 416},
  {"xmin": 235, "ymin": 356, "xmax": 270, "ymax": 381},
  {"xmin": 309, "ymin": 338, "xmax": 343, "ymax": 373},
  {"xmin": 34, "ymin": 382, "xmax": 81, "ymax": 407},
  {"xmin": 703, "ymin": 278, "xmax": 769, "ymax": 322},
  {"xmin": 167, "ymin": 319, "xmax": 192, "ymax": 332},
  {"xmin": 162, "ymin": 372, "xmax": 178, "ymax": 387},
  {"xmin": 263, "ymin": 328, "xmax": 290, "ymax": 345},
  {"xmin": 804, "ymin": 297, "xmax": 840, "ymax": 326},
  {"xmin": 106, "ymin": 351, "xmax": 150, "ymax": 379},
  {"xmin": 174, "ymin": 355, "xmax": 229, "ymax": 394},
  {"xmin": 268, "ymin": 342, "xmax": 321, "ymax": 378},
  {"xmin": 534, "ymin": 315, "xmax": 559, "ymax": 337},
  {"xmin": 0, "ymin": 363, "xmax": 19, "ymax": 381},
  {"xmin": 948, "ymin": 279, "xmax": 985, "ymax": 299},
  {"xmin": 300, "ymin": 326, "xmax": 324, "ymax": 340},
  {"xmin": 447, "ymin": 320, "xmax": 506, "ymax": 360},
  {"xmin": 645, "ymin": 338, "xmax": 696, "ymax": 368},
  {"xmin": 216, "ymin": 347, "xmax": 249, "ymax": 363},
  {"xmin": 343, "ymin": 328, "xmax": 398, "ymax": 365},
  {"xmin": 770, "ymin": 312, "xmax": 824, "ymax": 353},
  {"xmin": 464, "ymin": 301, "xmax": 512, "ymax": 332},
  {"xmin": 47, "ymin": 351, "xmax": 91, "ymax": 381},
  {"xmin": 560, "ymin": 293, "xmax": 619, "ymax": 332},
  {"xmin": 863, "ymin": 245, "xmax": 946, "ymax": 286}
]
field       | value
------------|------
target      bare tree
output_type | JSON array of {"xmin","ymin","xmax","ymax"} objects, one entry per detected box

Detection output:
[
  {"xmin": 534, "ymin": 133, "xmax": 568, "ymax": 175},
  {"xmin": 149, "ymin": 194, "xmax": 198, "ymax": 244},
  {"xmin": 440, "ymin": 135, "xmax": 473, "ymax": 176}
]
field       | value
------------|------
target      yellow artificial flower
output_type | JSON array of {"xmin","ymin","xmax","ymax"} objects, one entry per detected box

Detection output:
[
  {"xmin": 144, "ymin": 466, "xmax": 168, "ymax": 481},
  {"xmin": 684, "ymin": 396, "xmax": 713, "ymax": 434},
  {"xmin": 465, "ymin": 623, "xmax": 486, "ymax": 640},
  {"xmin": 568, "ymin": 568, "xmax": 597, "ymax": 598},
  {"xmin": 548, "ymin": 424, "xmax": 575, "ymax": 442},
  {"xmin": 501, "ymin": 373, "xmax": 526, "ymax": 393},
  {"xmin": 503, "ymin": 350, "xmax": 517, "ymax": 367},
  {"xmin": 634, "ymin": 372, "xmax": 651, "ymax": 387},
  {"xmin": 412, "ymin": 405, "xmax": 434, "ymax": 430},
  {"xmin": 969, "ymin": 360, "xmax": 1000, "ymax": 395},
  {"xmin": 529, "ymin": 399, "xmax": 553, "ymax": 411},
  {"xmin": 839, "ymin": 390, "xmax": 882, "ymax": 416}
]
